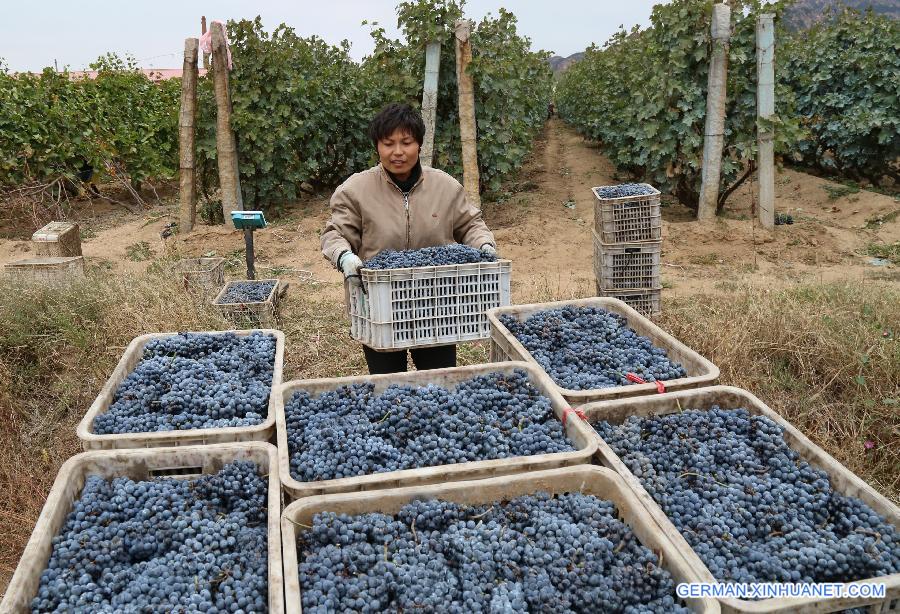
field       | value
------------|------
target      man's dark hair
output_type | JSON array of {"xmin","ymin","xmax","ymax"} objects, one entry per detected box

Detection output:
[{"xmin": 368, "ymin": 103, "xmax": 425, "ymax": 149}]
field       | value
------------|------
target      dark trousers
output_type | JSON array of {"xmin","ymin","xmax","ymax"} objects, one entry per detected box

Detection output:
[{"xmin": 363, "ymin": 344, "xmax": 457, "ymax": 375}]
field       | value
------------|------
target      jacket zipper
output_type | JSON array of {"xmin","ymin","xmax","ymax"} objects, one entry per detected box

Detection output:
[
  {"xmin": 386, "ymin": 173, "xmax": 422, "ymax": 250},
  {"xmin": 403, "ymin": 192, "xmax": 411, "ymax": 249}
]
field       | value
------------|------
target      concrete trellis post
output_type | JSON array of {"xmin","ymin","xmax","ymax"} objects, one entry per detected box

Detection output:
[
  {"xmin": 211, "ymin": 21, "xmax": 243, "ymax": 221},
  {"xmin": 697, "ymin": 3, "xmax": 731, "ymax": 220},
  {"xmin": 420, "ymin": 41, "xmax": 442, "ymax": 167},
  {"xmin": 178, "ymin": 38, "xmax": 199, "ymax": 233},
  {"xmin": 757, "ymin": 14, "xmax": 776, "ymax": 230},
  {"xmin": 455, "ymin": 18, "xmax": 481, "ymax": 209},
  {"xmin": 201, "ymin": 17, "xmax": 210, "ymax": 70}
]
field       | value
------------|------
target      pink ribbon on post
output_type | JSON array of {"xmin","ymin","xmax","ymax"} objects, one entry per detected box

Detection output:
[{"xmin": 200, "ymin": 20, "xmax": 233, "ymax": 70}]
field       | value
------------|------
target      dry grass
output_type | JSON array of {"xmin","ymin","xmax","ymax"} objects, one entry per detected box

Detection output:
[
  {"xmin": 0, "ymin": 265, "xmax": 227, "ymax": 580},
  {"xmin": 1, "ymin": 268, "xmax": 897, "ymax": 595},
  {"xmin": 657, "ymin": 281, "xmax": 900, "ymax": 503}
]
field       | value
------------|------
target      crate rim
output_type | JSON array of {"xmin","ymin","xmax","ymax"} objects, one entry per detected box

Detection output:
[
  {"xmin": 487, "ymin": 297, "xmax": 719, "ymax": 402},
  {"xmin": 1, "ymin": 442, "xmax": 285, "ymax": 614},
  {"xmin": 280, "ymin": 464, "xmax": 720, "ymax": 614},
  {"xmin": 5, "ymin": 255, "xmax": 84, "ymax": 267},
  {"xmin": 581, "ymin": 384, "xmax": 900, "ymax": 613},
  {"xmin": 174, "ymin": 256, "xmax": 226, "ymax": 274},
  {"xmin": 358, "ymin": 257, "xmax": 512, "ymax": 277},
  {"xmin": 76, "ymin": 328, "xmax": 285, "ymax": 449},
  {"xmin": 273, "ymin": 360, "xmax": 598, "ymax": 500},
  {"xmin": 213, "ymin": 278, "xmax": 280, "ymax": 307},
  {"xmin": 592, "ymin": 227, "xmax": 663, "ymax": 249},
  {"xmin": 591, "ymin": 183, "xmax": 662, "ymax": 203}
]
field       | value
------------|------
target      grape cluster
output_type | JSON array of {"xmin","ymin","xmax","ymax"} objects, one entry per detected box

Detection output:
[
  {"xmin": 216, "ymin": 280, "xmax": 276, "ymax": 304},
  {"xmin": 284, "ymin": 369, "xmax": 574, "ymax": 482},
  {"xmin": 593, "ymin": 408, "xmax": 900, "ymax": 588},
  {"xmin": 362, "ymin": 244, "xmax": 496, "ymax": 270},
  {"xmin": 32, "ymin": 461, "xmax": 269, "ymax": 613},
  {"xmin": 593, "ymin": 183, "xmax": 655, "ymax": 199},
  {"xmin": 93, "ymin": 332, "xmax": 276, "ymax": 434},
  {"xmin": 499, "ymin": 306, "xmax": 686, "ymax": 390},
  {"xmin": 775, "ymin": 212, "xmax": 795, "ymax": 225},
  {"xmin": 298, "ymin": 492, "xmax": 691, "ymax": 613}
]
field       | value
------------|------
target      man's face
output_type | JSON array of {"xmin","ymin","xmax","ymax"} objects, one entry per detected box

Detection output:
[{"xmin": 377, "ymin": 129, "xmax": 420, "ymax": 180}]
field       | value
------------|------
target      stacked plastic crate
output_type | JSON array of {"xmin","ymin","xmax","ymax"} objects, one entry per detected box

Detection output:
[{"xmin": 591, "ymin": 183, "xmax": 662, "ymax": 315}]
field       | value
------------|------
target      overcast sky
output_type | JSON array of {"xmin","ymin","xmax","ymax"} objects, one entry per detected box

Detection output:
[{"xmin": 1, "ymin": 1, "xmax": 664, "ymax": 72}]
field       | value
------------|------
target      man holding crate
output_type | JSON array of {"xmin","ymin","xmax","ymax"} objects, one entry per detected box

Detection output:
[{"xmin": 321, "ymin": 103, "xmax": 497, "ymax": 374}]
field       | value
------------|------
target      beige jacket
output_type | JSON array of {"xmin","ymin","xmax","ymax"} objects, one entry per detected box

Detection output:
[{"xmin": 320, "ymin": 164, "xmax": 495, "ymax": 267}]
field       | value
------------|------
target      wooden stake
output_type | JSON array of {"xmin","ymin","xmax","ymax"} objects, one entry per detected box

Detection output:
[
  {"xmin": 178, "ymin": 38, "xmax": 199, "ymax": 233},
  {"xmin": 756, "ymin": 14, "xmax": 776, "ymax": 230},
  {"xmin": 697, "ymin": 3, "xmax": 731, "ymax": 220},
  {"xmin": 201, "ymin": 16, "xmax": 210, "ymax": 70},
  {"xmin": 211, "ymin": 21, "xmax": 243, "ymax": 222},
  {"xmin": 455, "ymin": 19, "xmax": 481, "ymax": 209},
  {"xmin": 420, "ymin": 41, "xmax": 442, "ymax": 168}
]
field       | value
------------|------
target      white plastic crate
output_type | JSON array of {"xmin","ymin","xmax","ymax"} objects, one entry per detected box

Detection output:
[
  {"xmin": 174, "ymin": 257, "xmax": 225, "ymax": 300},
  {"xmin": 592, "ymin": 183, "xmax": 662, "ymax": 243},
  {"xmin": 3, "ymin": 256, "xmax": 85, "ymax": 286},
  {"xmin": 32, "ymin": 221, "xmax": 82, "ymax": 257},
  {"xmin": 347, "ymin": 260, "xmax": 511, "ymax": 351},
  {"xmin": 593, "ymin": 230, "xmax": 661, "ymax": 290}
]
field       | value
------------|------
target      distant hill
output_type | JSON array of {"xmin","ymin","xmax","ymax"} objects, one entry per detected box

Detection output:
[
  {"xmin": 548, "ymin": 52, "xmax": 584, "ymax": 76},
  {"xmin": 784, "ymin": 0, "xmax": 899, "ymax": 30}
]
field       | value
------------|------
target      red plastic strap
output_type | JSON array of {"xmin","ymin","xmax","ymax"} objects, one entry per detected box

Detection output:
[
  {"xmin": 625, "ymin": 372, "xmax": 646, "ymax": 385},
  {"xmin": 625, "ymin": 373, "xmax": 666, "ymax": 394},
  {"xmin": 562, "ymin": 407, "xmax": 588, "ymax": 426}
]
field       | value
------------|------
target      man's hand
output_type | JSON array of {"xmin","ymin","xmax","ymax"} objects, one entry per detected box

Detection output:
[{"xmin": 481, "ymin": 243, "xmax": 498, "ymax": 258}]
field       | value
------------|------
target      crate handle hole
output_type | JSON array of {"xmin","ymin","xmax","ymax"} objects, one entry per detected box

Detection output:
[{"xmin": 149, "ymin": 466, "xmax": 204, "ymax": 478}]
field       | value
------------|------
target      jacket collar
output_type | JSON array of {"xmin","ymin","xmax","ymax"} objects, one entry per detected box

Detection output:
[{"xmin": 377, "ymin": 162, "xmax": 425, "ymax": 192}]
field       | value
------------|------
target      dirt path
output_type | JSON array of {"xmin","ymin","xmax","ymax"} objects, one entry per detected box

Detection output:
[{"xmin": 1, "ymin": 119, "xmax": 897, "ymax": 303}]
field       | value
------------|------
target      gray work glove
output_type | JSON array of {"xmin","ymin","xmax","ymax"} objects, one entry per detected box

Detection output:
[{"xmin": 481, "ymin": 243, "xmax": 498, "ymax": 258}]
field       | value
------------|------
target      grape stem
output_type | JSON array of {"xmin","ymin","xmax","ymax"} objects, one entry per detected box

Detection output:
[{"xmin": 677, "ymin": 471, "xmax": 730, "ymax": 488}]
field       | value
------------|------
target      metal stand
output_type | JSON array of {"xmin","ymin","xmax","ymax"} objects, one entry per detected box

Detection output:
[
  {"xmin": 230, "ymin": 210, "xmax": 267, "ymax": 280},
  {"xmin": 244, "ymin": 227, "xmax": 256, "ymax": 280}
]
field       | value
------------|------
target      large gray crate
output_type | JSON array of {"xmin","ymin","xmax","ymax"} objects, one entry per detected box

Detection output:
[
  {"xmin": 487, "ymin": 297, "xmax": 717, "ymax": 405},
  {"xmin": 583, "ymin": 386, "xmax": 900, "ymax": 614},
  {"xmin": 1, "ymin": 443, "xmax": 284, "ymax": 614},
  {"xmin": 77, "ymin": 329, "xmax": 285, "ymax": 450},
  {"xmin": 31, "ymin": 221, "xmax": 82, "ymax": 257},
  {"xmin": 281, "ymin": 466, "xmax": 720, "ymax": 614},
  {"xmin": 273, "ymin": 361, "xmax": 597, "ymax": 500}
]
